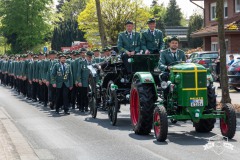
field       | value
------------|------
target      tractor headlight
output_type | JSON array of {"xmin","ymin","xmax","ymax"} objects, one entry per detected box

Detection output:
[
  {"xmin": 161, "ymin": 81, "xmax": 168, "ymax": 89},
  {"xmin": 175, "ymin": 74, "xmax": 181, "ymax": 84}
]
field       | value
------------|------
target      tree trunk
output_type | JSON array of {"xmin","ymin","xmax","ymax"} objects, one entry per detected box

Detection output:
[
  {"xmin": 216, "ymin": 0, "xmax": 231, "ymax": 103},
  {"xmin": 95, "ymin": 0, "xmax": 107, "ymax": 48}
]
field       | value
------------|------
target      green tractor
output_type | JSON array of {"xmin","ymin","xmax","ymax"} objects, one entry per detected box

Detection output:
[{"xmin": 130, "ymin": 62, "xmax": 236, "ymax": 141}]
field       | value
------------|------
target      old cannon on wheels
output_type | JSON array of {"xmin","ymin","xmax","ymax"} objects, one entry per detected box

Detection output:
[{"xmin": 92, "ymin": 54, "xmax": 160, "ymax": 126}]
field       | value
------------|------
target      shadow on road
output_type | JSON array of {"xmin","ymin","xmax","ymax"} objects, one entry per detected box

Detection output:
[
  {"xmin": 163, "ymin": 131, "xmax": 216, "ymax": 146},
  {"xmin": 84, "ymin": 115, "xmax": 132, "ymax": 131},
  {"xmin": 128, "ymin": 133, "xmax": 154, "ymax": 141}
]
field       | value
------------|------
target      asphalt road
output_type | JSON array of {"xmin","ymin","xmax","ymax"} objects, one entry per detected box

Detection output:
[{"xmin": 0, "ymin": 85, "xmax": 239, "ymax": 160}]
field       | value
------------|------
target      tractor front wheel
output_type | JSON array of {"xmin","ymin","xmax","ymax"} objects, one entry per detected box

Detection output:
[
  {"xmin": 130, "ymin": 81, "xmax": 156, "ymax": 135},
  {"xmin": 153, "ymin": 105, "xmax": 168, "ymax": 142},
  {"xmin": 220, "ymin": 103, "xmax": 236, "ymax": 139}
]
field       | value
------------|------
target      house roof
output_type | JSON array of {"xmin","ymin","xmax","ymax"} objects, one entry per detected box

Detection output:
[{"xmin": 191, "ymin": 20, "xmax": 240, "ymax": 38}]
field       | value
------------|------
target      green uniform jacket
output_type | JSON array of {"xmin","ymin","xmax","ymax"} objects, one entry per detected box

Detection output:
[
  {"xmin": 46, "ymin": 59, "xmax": 58, "ymax": 83},
  {"xmin": 51, "ymin": 62, "xmax": 73, "ymax": 88},
  {"xmin": 66, "ymin": 59, "xmax": 72, "ymax": 65},
  {"xmin": 14, "ymin": 61, "xmax": 21, "ymax": 77},
  {"xmin": 8, "ymin": 61, "xmax": 13, "ymax": 75},
  {"xmin": 76, "ymin": 59, "xmax": 90, "ymax": 87},
  {"xmin": 0, "ymin": 60, "xmax": 2, "ymax": 72},
  {"xmin": 32, "ymin": 60, "xmax": 39, "ymax": 80},
  {"xmin": 28, "ymin": 61, "xmax": 33, "ymax": 81},
  {"xmin": 117, "ymin": 31, "xmax": 141, "ymax": 54},
  {"xmin": 158, "ymin": 48, "xmax": 186, "ymax": 71},
  {"xmin": 92, "ymin": 57, "xmax": 104, "ymax": 64},
  {"xmin": 141, "ymin": 29, "xmax": 164, "ymax": 54},
  {"xmin": 21, "ymin": 60, "xmax": 28, "ymax": 77},
  {"xmin": 37, "ymin": 60, "xmax": 45, "ymax": 80},
  {"xmin": 42, "ymin": 59, "xmax": 49, "ymax": 81},
  {"xmin": 71, "ymin": 58, "xmax": 81, "ymax": 84}
]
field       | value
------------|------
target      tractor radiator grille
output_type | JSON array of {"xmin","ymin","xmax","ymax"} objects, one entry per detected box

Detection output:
[{"xmin": 182, "ymin": 72, "xmax": 206, "ymax": 88}]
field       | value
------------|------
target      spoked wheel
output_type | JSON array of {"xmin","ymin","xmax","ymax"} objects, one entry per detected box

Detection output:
[
  {"xmin": 101, "ymin": 90, "xmax": 107, "ymax": 111},
  {"xmin": 88, "ymin": 74, "xmax": 97, "ymax": 118},
  {"xmin": 153, "ymin": 105, "xmax": 168, "ymax": 142},
  {"xmin": 220, "ymin": 103, "xmax": 236, "ymax": 139},
  {"xmin": 106, "ymin": 81, "xmax": 118, "ymax": 126}
]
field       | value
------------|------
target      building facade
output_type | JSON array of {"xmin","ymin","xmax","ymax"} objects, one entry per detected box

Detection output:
[{"xmin": 191, "ymin": 0, "xmax": 240, "ymax": 54}]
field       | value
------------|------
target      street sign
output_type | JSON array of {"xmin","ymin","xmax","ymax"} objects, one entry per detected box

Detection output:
[{"xmin": 43, "ymin": 46, "xmax": 48, "ymax": 53}]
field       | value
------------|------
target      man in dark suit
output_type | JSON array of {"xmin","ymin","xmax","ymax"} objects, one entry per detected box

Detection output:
[
  {"xmin": 117, "ymin": 20, "xmax": 141, "ymax": 72},
  {"xmin": 141, "ymin": 18, "xmax": 164, "ymax": 54},
  {"xmin": 51, "ymin": 54, "xmax": 73, "ymax": 115},
  {"xmin": 159, "ymin": 36, "xmax": 186, "ymax": 71}
]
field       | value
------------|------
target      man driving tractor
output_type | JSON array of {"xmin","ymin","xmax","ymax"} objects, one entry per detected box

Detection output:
[{"xmin": 159, "ymin": 36, "xmax": 186, "ymax": 71}]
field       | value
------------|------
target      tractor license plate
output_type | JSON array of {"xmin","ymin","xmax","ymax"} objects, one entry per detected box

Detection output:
[{"xmin": 190, "ymin": 98, "xmax": 203, "ymax": 107}]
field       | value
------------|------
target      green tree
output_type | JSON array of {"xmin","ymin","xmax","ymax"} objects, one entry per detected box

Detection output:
[
  {"xmin": 187, "ymin": 13, "xmax": 203, "ymax": 48},
  {"xmin": 164, "ymin": 0, "xmax": 182, "ymax": 26},
  {"xmin": 0, "ymin": 0, "xmax": 53, "ymax": 53},
  {"xmin": 51, "ymin": 20, "xmax": 85, "ymax": 51},
  {"xmin": 56, "ymin": 0, "xmax": 69, "ymax": 13},
  {"xmin": 78, "ymin": 0, "xmax": 152, "ymax": 45},
  {"xmin": 61, "ymin": 0, "xmax": 87, "ymax": 20},
  {"xmin": 150, "ymin": 2, "xmax": 166, "ymax": 35},
  {"xmin": 51, "ymin": 0, "xmax": 87, "ymax": 50}
]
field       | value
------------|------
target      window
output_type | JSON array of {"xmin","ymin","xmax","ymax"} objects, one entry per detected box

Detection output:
[
  {"xmin": 224, "ymin": 1, "xmax": 228, "ymax": 18},
  {"xmin": 210, "ymin": 3, "xmax": 216, "ymax": 21},
  {"xmin": 211, "ymin": 42, "xmax": 218, "ymax": 51},
  {"xmin": 236, "ymin": 0, "xmax": 240, "ymax": 13}
]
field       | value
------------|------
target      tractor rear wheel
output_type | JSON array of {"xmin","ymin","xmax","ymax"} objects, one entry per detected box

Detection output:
[
  {"xmin": 153, "ymin": 105, "xmax": 168, "ymax": 142},
  {"xmin": 220, "ymin": 103, "xmax": 236, "ymax": 139},
  {"xmin": 130, "ymin": 81, "xmax": 156, "ymax": 135},
  {"xmin": 195, "ymin": 85, "xmax": 216, "ymax": 132}
]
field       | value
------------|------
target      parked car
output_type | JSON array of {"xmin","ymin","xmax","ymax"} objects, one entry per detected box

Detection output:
[
  {"xmin": 228, "ymin": 59, "xmax": 240, "ymax": 92},
  {"xmin": 188, "ymin": 51, "xmax": 219, "ymax": 81},
  {"xmin": 188, "ymin": 51, "xmax": 219, "ymax": 68}
]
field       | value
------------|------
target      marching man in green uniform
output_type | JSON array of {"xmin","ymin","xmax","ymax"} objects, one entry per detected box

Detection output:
[
  {"xmin": 70, "ymin": 50, "xmax": 82, "ymax": 109},
  {"xmin": 117, "ymin": 20, "xmax": 140, "ymax": 72},
  {"xmin": 76, "ymin": 51, "xmax": 93, "ymax": 112},
  {"xmin": 92, "ymin": 48, "xmax": 104, "ymax": 64},
  {"xmin": 51, "ymin": 54, "xmax": 73, "ymax": 115},
  {"xmin": 158, "ymin": 36, "xmax": 186, "ymax": 71},
  {"xmin": 46, "ymin": 50, "xmax": 58, "ymax": 110},
  {"xmin": 141, "ymin": 18, "xmax": 164, "ymax": 54}
]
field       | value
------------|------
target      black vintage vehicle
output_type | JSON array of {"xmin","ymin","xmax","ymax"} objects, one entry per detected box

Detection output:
[
  {"xmin": 228, "ymin": 59, "xmax": 240, "ymax": 92},
  {"xmin": 90, "ymin": 54, "xmax": 160, "ymax": 125}
]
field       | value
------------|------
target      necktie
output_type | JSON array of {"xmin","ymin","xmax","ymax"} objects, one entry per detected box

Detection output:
[
  {"xmin": 151, "ymin": 31, "xmax": 154, "ymax": 36},
  {"xmin": 62, "ymin": 64, "xmax": 65, "ymax": 75},
  {"xmin": 173, "ymin": 52, "xmax": 177, "ymax": 61},
  {"xmin": 129, "ymin": 33, "xmax": 132, "ymax": 39}
]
